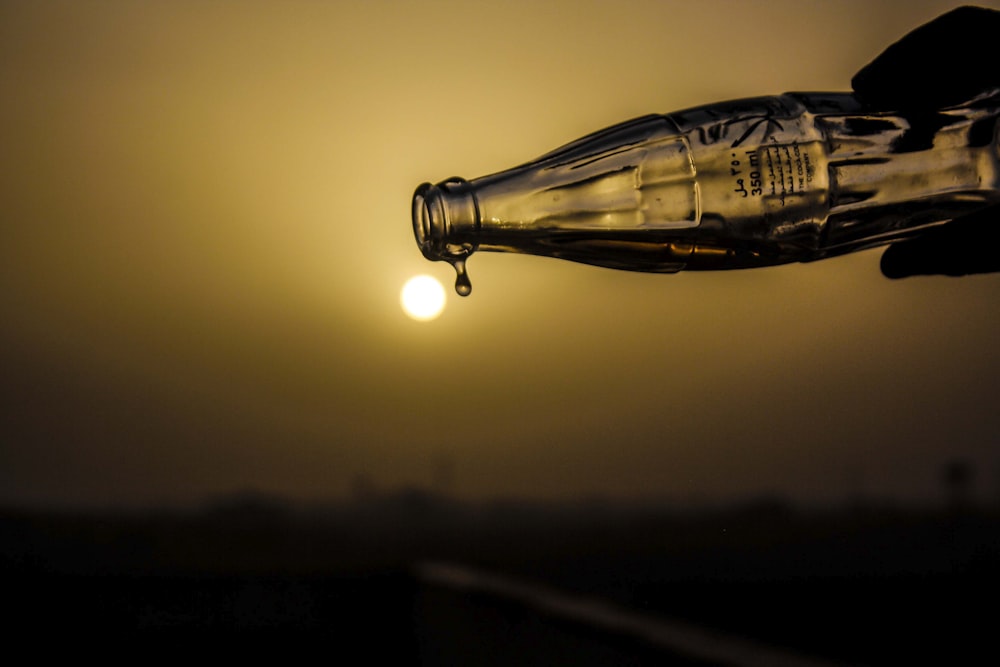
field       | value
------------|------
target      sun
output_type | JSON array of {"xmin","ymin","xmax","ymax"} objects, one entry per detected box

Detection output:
[{"xmin": 401, "ymin": 275, "xmax": 446, "ymax": 321}]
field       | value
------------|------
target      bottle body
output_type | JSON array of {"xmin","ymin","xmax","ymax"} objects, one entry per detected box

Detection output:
[{"xmin": 413, "ymin": 91, "xmax": 1000, "ymax": 289}]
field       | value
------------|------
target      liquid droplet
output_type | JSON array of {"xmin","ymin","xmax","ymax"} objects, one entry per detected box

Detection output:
[{"xmin": 452, "ymin": 259, "xmax": 472, "ymax": 297}]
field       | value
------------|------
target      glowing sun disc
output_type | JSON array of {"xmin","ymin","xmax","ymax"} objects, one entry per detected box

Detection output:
[{"xmin": 401, "ymin": 275, "xmax": 446, "ymax": 321}]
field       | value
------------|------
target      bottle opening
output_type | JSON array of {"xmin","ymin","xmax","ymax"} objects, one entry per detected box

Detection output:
[
  {"xmin": 411, "ymin": 179, "xmax": 477, "ymax": 296},
  {"xmin": 412, "ymin": 182, "xmax": 438, "ymax": 261}
]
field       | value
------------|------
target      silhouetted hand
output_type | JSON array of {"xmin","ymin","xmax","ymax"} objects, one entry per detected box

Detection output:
[{"xmin": 851, "ymin": 5, "xmax": 1000, "ymax": 278}]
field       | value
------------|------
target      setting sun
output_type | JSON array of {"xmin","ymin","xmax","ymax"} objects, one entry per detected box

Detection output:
[{"xmin": 401, "ymin": 275, "xmax": 446, "ymax": 321}]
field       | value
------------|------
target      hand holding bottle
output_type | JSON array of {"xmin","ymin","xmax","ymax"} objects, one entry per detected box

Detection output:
[{"xmin": 853, "ymin": 5, "xmax": 1000, "ymax": 278}]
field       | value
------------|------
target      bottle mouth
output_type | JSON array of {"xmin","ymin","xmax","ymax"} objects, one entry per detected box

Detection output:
[
  {"xmin": 411, "ymin": 177, "xmax": 477, "ymax": 263},
  {"xmin": 412, "ymin": 182, "xmax": 442, "ymax": 261}
]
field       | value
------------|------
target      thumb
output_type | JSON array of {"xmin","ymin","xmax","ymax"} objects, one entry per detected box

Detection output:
[{"xmin": 881, "ymin": 206, "xmax": 1000, "ymax": 278}]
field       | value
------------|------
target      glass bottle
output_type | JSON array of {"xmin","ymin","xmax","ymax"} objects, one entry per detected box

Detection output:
[{"xmin": 412, "ymin": 90, "xmax": 1000, "ymax": 295}]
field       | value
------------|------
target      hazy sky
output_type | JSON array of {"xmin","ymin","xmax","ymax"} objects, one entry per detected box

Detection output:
[{"xmin": 2, "ymin": 0, "xmax": 999, "ymax": 509}]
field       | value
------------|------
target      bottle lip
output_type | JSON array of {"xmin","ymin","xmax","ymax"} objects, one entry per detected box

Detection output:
[
  {"xmin": 411, "ymin": 178, "xmax": 476, "ymax": 263},
  {"xmin": 411, "ymin": 181, "xmax": 438, "ymax": 260}
]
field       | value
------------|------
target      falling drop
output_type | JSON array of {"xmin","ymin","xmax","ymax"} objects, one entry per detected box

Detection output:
[{"xmin": 452, "ymin": 258, "xmax": 472, "ymax": 296}]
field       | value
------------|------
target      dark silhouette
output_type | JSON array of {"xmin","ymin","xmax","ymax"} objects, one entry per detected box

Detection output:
[
  {"xmin": 2, "ymin": 488, "xmax": 998, "ymax": 664},
  {"xmin": 943, "ymin": 459, "xmax": 975, "ymax": 511},
  {"xmin": 853, "ymin": 6, "xmax": 1000, "ymax": 278}
]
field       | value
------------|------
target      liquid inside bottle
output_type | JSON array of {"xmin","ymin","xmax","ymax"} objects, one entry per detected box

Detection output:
[{"xmin": 413, "ymin": 90, "xmax": 1000, "ymax": 293}]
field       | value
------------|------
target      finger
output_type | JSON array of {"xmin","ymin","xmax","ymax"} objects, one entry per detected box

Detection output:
[
  {"xmin": 880, "ymin": 205, "xmax": 1000, "ymax": 278},
  {"xmin": 852, "ymin": 6, "xmax": 1000, "ymax": 110}
]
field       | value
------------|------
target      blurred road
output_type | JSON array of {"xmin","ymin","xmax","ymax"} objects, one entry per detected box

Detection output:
[
  {"xmin": 2, "ymin": 500, "xmax": 996, "ymax": 664},
  {"xmin": 415, "ymin": 562, "xmax": 850, "ymax": 667}
]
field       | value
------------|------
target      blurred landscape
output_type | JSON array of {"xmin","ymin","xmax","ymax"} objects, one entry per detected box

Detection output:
[{"xmin": 3, "ymin": 478, "xmax": 997, "ymax": 665}]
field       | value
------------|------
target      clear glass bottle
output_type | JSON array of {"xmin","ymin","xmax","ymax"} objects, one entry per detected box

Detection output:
[{"xmin": 412, "ymin": 90, "xmax": 1000, "ymax": 294}]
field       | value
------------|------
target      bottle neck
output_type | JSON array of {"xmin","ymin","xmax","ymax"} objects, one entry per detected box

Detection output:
[{"xmin": 413, "ymin": 114, "xmax": 699, "ymax": 271}]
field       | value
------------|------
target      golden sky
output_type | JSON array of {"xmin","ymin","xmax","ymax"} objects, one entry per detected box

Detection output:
[{"xmin": 2, "ymin": 0, "xmax": 999, "ymax": 508}]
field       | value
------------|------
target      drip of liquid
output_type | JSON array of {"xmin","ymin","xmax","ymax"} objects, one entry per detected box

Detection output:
[{"xmin": 451, "ymin": 258, "xmax": 472, "ymax": 296}]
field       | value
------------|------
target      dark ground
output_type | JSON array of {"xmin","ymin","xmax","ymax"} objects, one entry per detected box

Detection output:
[{"xmin": 2, "ymin": 494, "xmax": 997, "ymax": 664}]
